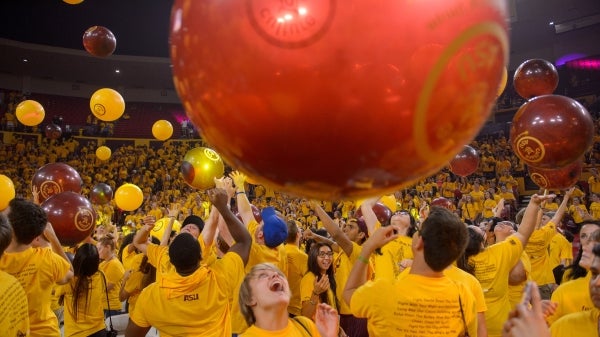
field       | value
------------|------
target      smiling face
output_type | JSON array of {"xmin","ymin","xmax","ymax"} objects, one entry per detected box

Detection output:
[
  {"xmin": 247, "ymin": 264, "xmax": 291, "ymax": 309},
  {"xmin": 316, "ymin": 245, "xmax": 333, "ymax": 273}
]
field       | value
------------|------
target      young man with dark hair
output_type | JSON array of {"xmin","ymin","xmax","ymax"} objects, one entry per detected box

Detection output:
[{"xmin": 0, "ymin": 198, "xmax": 73, "ymax": 337}]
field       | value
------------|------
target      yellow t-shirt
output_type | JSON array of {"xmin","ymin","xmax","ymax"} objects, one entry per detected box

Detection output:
[
  {"xmin": 551, "ymin": 308, "xmax": 599, "ymax": 337},
  {"xmin": 121, "ymin": 244, "xmax": 142, "ymax": 271},
  {"xmin": 590, "ymin": 201, "xmax": 600, "ymax": 220},
  {"xmin": 130, "ymin": 252, "xmax": 244, "ymax": 337},
  {"xmin": 333, "ymin": 241, "xmax": 362, "ymax": 315},
  {"xmin": 241, "ymin": 317, "xmax": 320, "ymax": 337},
  {"xmin": 0, "ymin": 247, "xmax": 71, "ymax": 337},
  {"xmin": 548, "ymin": 233, "xmax": 573, "ymax": 272},
  {"xmin": 351, "ymin": 274, "xmax": 477, "ymax": 337},
  {"xmin": 525, "ymin": 221, "xmax": 557, "ymax": 285},
  {"xmin": 508, "ymin": 252, "xmax": 532, "ymax": 309},
  {"xmin": 444, "ymin": 265, "xmax": 488, "ymax": 314},
  {"xmin": 146, "ymin": 236, "xmax": 211, "ymax": 283},
  {"xmin": 285, "ymin": 243, "xmax": 308, "ymax": 316},
  {"xmin": 0, "ymin": 271, "xmax": 29, "ymax": 337},
  {"xmin": 546, "ymin": 272, "xmax": 594, "ymax": 325},
  {"xmin": 99, "ymin": 257, "xmax": 125, "ymax": 311},
  {"xmin": 373, "ymin": 236, "xmax": 413, "ymax": 281},
  {"xmin": 123, "ymin": 269, "xmax": 145, "ymax": 314},
  {"xmin": 468, "ymin": 235, "xmax": 523, "ymax": 337},
  {"xmin": 482, "ymin": 199, "xmax": 497, "ymax": 218},
  {"xmin": 63, "ymin": 273, "xmax": 105, "ymax": 337},
  {"xmin": 300, "ymin": 272, "xmax": 337, "ymax": 316}
]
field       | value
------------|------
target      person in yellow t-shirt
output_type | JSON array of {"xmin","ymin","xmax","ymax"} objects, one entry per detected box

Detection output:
[
  {"xmin": 345, "ymin": 207, "xmax": 477, "ymax": 337},
  {"xmin": 545, "ymin": 222, "xmax": 600, "ymax": 325},
  {"xmin": 589, "ymin": 194, "xmax": 600, "ymax": 220},
  {"xmin": 64, "ymin": 243, "xmax": 106, "ymax": 337},
  {"xmin": 458, "ymin": 194, "xmax": 555, "ymax": 337},
  {"xmin": 502, "ymin": 282, "xmax": 551, "ymax": 337},
  {"xmin": 482, "ymin": 191, "xmax": 498, "ymax": 219},
  {"xmin": 284, "ymin": 221, "xmax": 308, "ymax": 317},
  {"xmin": 238, "ymin": 263, "xmax": 339, "ymax": 337},
  {"xmin": 568, "ymin": 196, "xmax": 590, "ymax": 225},
  {"xmin": 126, "ymin": 188, "xmax": 252, "ymax": 337},
  {"xmin": 548, "ymin": 230, "xmax": 573, "ymax": 274},
  {"xmin": 312, "ymin": 202, "xmax": 369, "ymax": 337},
  {"xmin": 0, "ymin": 213, "xmax": 30, "ymax": 337},
  {"xmin": 550, "ymin": 243, "xmax": 600, "ymax": 337},
  {"xmin": 97, "ymin": 235, "xmax": 125, "ymax": 317},
  {"xmin": 0, "ymin": 198, "xmax": 73, "ymax": 337},
  {"xmin": 300, "ymin": 243, "xmax": 337, "ymax": 319}
]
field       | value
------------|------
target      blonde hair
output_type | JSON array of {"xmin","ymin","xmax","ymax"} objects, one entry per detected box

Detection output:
[{"xmin": 238, "ymin": 263, "xmax": 285, "ymax": 326}]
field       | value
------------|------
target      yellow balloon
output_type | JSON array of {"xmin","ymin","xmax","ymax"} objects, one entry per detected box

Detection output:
[
  {"xmin": 114, "ymin": 183, "xmax": 144, "ymax": 211},
  {"xmin": 181, "ymin": 147, "xmax": 224, "ymax": 190},
  {"xmin": 90, "ymin": 88, "xmax": 125, "ymax": 122},
  {"xmin": 497, "ymin": 67, "xmax": 508, "ymax": 97},
  {"xmin": 16, "ymin": 100, "xmax": 45, "ymax": 126},
  {"xmin": 150, "ymin": 217, "xmax": 182, "ymax": 240},
  {"xmin": 0, "ymin": 175, "xmax": 15, "ymax": 211},
  {"xmin": 96, "ymin": 146, "xmax": 112, "ymax": 161},
  {"xmin": 152, "ymin": 120, "xmax": 174, "ymax": 141},
  {"xmin": 63, "ymin": 0, "xmax": 84, "ymax": 4}
]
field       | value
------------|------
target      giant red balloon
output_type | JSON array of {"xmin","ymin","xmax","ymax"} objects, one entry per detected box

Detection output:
[
  {"xmin": 449, "ymin": 145, "xmax": 480, "ymax": 177},
  {"xmin": 44, "ymin": 123, "xmax": 62, "ymax": 140},
  {"xmin": 431, "ymin": 197, "xmax": 455, "ymax": 210},
  {"xmin": 510, "ymin": 95, "xmax": 594, "ymax": 169},
  {"xmin": 235, "ymin": 204, "xmax": 263, "ymax": 224},
  {"xmin": 170, "ymin": 0, "xmax": 509, "ymax": 200},
  {"xmin": 90, "ymin": 183, "xmax": 114, "ymax": 205},
  {"xmin": 513, "ymin": 59, "xmax": 559, "ymax": 99},
  {"xmin": 528, "ymin": 160, "xmax": 583, "ymax": 190},
  {"xmin": 32, "ymin": 163, "xmax": 83, "ymax": 203},
  {"xmin": 41, "ymin": 191, "xmax": 97, "ymax": 247},
  {"xmin": 83, "ymin": 26, "xmax": 116, "ymax": 57},
  {"xmin": 354, "ymin": 202, "xmax": 392, "ymax": 225}
]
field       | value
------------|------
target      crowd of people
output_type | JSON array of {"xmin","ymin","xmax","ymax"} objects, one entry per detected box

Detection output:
[{"xmin": 1, "ymin": 89, "xmax": 600, "ymax": 336}]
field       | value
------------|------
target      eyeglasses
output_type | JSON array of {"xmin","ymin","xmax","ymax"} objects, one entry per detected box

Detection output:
[
  {"xmin": 317, "ymin": 251, "xmax": 334, "ymax": 258},
  {"xmin": 394, "ymin": 211, "xmax": 410, "ymax": 216}
]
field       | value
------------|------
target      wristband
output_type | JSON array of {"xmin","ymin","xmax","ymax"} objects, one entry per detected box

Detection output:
[
  {"xmin": 357, "ymin": 254, "xmax": 370, "ymax": 264},
  {"xmin": 236, "ymin": 191, "xmax": 246, "ymax": 195}
]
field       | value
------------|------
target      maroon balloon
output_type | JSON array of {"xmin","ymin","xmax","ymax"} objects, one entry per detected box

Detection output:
[
  {"xmin": 83, "ymin": 26, "xmax": 117, "ymax": 57},
  {"xmin": 235, "ymin": 204, "xmax": 262, "ymax": 223},
  {"xmin": 90, "ymin": 183, "xmax": 114, "ymax": 205},
  {"xmin": 431, "ymin": 197, "xmax": 454, "ymax": 210},
  {"xmin": 510, "ymin": 95, "xmax": 594, "ymax": 169},
  {"xmin": 32, "ymin": 163, "xmax": 83, "ymax": 203},
  {"xmin": 44, "ymin": 123, "xmax": 62, "ymax": 140},
  {"xmin": 354, "ymin": 202, "xmax": 392, "ymax": 225},
  {"xmin": 449, "ymin": 145, "xmax": 480, "ymax": 177},
  {"xmin": 528, "ymin": 160, "xmax": 583, "ymax": 190},
  {"xmin": 513, "ymin": 59, "xmax": 559, "ymax": 99},
  {"xmin": 41, "ymin": 191, "xmax": 97, "ymax": 247}
]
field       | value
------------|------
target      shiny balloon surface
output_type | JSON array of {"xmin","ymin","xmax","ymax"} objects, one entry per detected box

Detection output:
[
  {"xmin": 41, "ymin": 191, "xmax": 97, "ymax": 247},
  {"xmin": 32, "ymin": 163, "xmax": 83, "ymax": 203}
]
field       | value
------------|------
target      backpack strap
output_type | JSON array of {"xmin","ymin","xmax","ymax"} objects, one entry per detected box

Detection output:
[{"xmin": 291, "ymin": 316, "xmax": 313, "ymax": 337}]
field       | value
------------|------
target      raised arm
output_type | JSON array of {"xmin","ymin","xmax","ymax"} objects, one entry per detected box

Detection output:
[
  {"xmin": 133, "ymin": 215, "xmax": 156, "ymax": 255},
  {"xmin": 360, "ymin": 196, "xmax": 380, "ymax": 235},
  {"xmin": 160, "ymin": 205, "xmax": 180, "ymax": 246},
  {"xmin": 312, "ymin": 201, "xmax": 354, "ymax": 256},
  {"xmin": 514, "ymin": 194, "xmax": 556, "ymax": 247},
  {"xmin": 43, "ymin": 222, "xmax": 74, "ymax": 284},
  {"xmin": 207, "ymin": 188, "xmax": 251, "ymax": 265},
  {"xmin": 201, "ymin": 205, "xmax": 220, "ymax": 247},
  {"xmin": 230, "ymin": 171, "xmax": 255, "ymax": 226},
  {"xmin": 550, "ymin": 187, "xmax": 574, "ymax": 225}
]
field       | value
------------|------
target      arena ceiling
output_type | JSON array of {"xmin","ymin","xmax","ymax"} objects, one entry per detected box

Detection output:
[{"xmin": 0, "ymin": 0, "xmax": 599, "ymax": 92}]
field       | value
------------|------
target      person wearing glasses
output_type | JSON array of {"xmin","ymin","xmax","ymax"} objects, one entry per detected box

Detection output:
[
  {"xmin": 457, "ymin": 194, "xmax": 556, "ymax": 337},
  {"xmin": 345, "ymin": 205, "xmax": 493, "ymax": 337},
  {"xmin": 301, "ymin": 243, "xmax": 337, "ymax": 320}
]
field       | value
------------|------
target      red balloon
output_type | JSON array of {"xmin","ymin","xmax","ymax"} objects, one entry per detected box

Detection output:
[
  {"xmin": 354, "ymin": 202, "xmax": 392, "ymax": 225},
  {"xmin": 449, "ymin": 145, "xmax": 480, "ymax": 177},
  {"xmin": 170, "ymin": 0, "xmax": 509, "ymax": 200},
  {"xmin": 32, "ymin": 163, "xmax": 83, "ymax": 203},
  {"xmin": 510, "ymin": 95, "xmax": 594, "ymax": 169},
  {"xmin": 235, "ymin": 204, "xmax": 263, "ymax": 223},
  {"xmin": 83, "ymin": 26, "xmax": 117, "ymax": 57},
  {"xmin": 44, "ymin": 123, "xmax": 62, "ymax": 140},
  {"xmin": 431, "ymin": 197, "xmax": 454, "ymax": 210},
  {"xmin": 528, "ymin": 160, "xmax": 583, "ymax": 190},
  {"xmin": 90, "ymin": 183, "xmax": 114, "ymax": 205},
  {"xmin": 41, "ymin": 191, "xmax": 97, "ymax": 247},
  {"xmin": 513, "ymin": 59, "xmax": 559, "ymax": 99}
]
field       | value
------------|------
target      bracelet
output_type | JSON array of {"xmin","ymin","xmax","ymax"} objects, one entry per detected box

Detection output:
[
  {"xmin": 235, "ymin": 191, "xmax": 246, "ymax": 195},
  {"xmin": 309, "ymin": 298, "xmax": 317, "ymax": 305},
  {"xmin": 357, "ymin": 254, "xmax": 370, "ymax": 264},
  {"xmin": 312, "ymin": 290, "xmax": 320, "ymax": 296}
]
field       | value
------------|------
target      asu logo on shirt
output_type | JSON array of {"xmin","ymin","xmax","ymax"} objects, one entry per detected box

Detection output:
[{"xmin": 184, "ymin": 294, "xmax": 199, "ymax": 301}]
